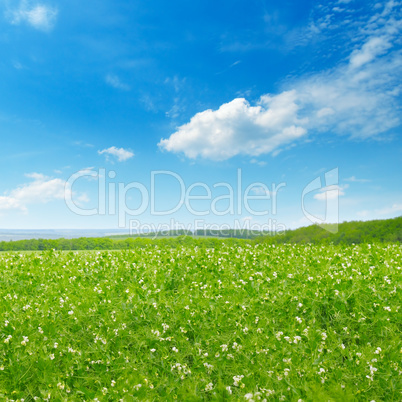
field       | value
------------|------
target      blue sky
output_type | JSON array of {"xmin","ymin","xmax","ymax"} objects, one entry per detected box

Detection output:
[{"xmin": 0, "ymin": 0, "xmax": 401, "ymax": 230}]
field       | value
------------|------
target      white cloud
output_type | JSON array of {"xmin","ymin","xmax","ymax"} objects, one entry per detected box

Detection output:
[
  {"xmin": 250, "ymin": 158, "xmax": 267, "ymax": 167},
  {"xmin": 8, "ymin": 1, "xmax": 58, "ymax": 31},
  {"xmin": 316, "ymin": 107, "xmax": 335, "ymax": 118},
  {"xmin": 75, "ymin": 167, "xmax": 99, "ymax": 181},
  {"xmin": 105, "ymin": 74, "xmax": 130, "ymax": 91},
  {"xmin": 159, "ymin": 91, "xmax": 307, "ymax": 161},
  {"xmin": 377, "ymin": 203, "xmax": 402, "ymax": 215},
  {"xmin": 98, "ymin": 146, "xmax": 134, "ymax": 162},
  {"xmin": 349, "ymin": 36, "xmax": 392, "ymax": 69},
  {"xmin": 0, "ymin": 173, "xmax": 69, "ymax": 212},
  {"xmin": 357, "ymin": 202, "xmax": 402, "ymax": 219},
  {"xmin": 344, "ymin": 176, "xmax": 370, "ymax": 183},
  {"xmin": 314, "ymin": 185, "xmax": 346, "ymax": 201},
  {"xmin": 159, "ymin": 1, "xmax": 401, "ymax": 161},
  {"xmin": 76, "ymin": 193, "xmax": 90, "ymax": 203}
]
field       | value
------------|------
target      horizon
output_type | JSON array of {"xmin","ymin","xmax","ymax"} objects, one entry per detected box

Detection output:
[{"xmin": 0, "ymin": 215, "xmax": 400, "ymax": 242}]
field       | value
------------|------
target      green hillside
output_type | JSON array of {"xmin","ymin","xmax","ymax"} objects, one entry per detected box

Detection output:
[{"xmin": 264, "ymin": 216, "xmax": 402, "ymax": 245}]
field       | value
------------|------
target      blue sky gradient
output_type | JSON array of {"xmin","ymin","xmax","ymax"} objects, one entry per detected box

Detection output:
[{"xmin": 0, "ymin": 0, "xmax": 401, "ymax": 230}]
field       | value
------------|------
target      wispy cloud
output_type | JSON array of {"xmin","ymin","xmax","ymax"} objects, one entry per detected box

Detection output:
[
  {"xmin": 0, "ymin": 173, "xmax": 69, "ymax": 212},
  {"xmin": 314, "ymin": 185, "xmax": 346, "ymax": 201},
  {"xmin": 160, "ymin": 1, "xmax": 401, "ymax": 161},
  {"xmin": 98, "ymin": 146, "xmax": 134, "ymax": 162},
  {"xmin": 164, "ymin": 76, "xmax": 187, "ymax": 119},
  {"xmin": 6, "ymin": 1, "xmax": 58, "ymax": 32},
  {"xmin": 349, "ymin": 36, "xmax": 392, "ymax": 69},
  {"xmin": 344, "ymin": 176, "xmax": 371, "ymax": 183},
  {"xmin": 105, "ymin": 74, "xmax": 130, "ymax": 91},
  {"xmin": 73, "ymin": 141, "xmax": 94, "ymax": 148},
  {"xmin": 250, "ymin": 158, "xmax": 267, "ymax": 167},
  {"xmin": 357, "ymin": 202, "xmax": 402, "ymax": 218},
  {"xmin": 377, "ymin": 203, "xmax": 402, "ymax": 215}
]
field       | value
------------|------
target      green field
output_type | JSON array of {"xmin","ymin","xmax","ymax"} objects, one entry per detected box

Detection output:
[{"xmin": 0, "ymin": 243, "xmax": 401, "ymax": 401}]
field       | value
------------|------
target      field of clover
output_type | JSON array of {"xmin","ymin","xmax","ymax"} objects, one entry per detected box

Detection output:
[{"xmin": 0, "ymin": 243, "xmax": 401, "ymax": 401}]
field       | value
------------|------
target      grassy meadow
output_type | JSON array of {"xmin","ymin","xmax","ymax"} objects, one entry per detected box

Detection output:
[{"xmin": 0, "ymin": 243, "xmax": 401, "ymax": 401}]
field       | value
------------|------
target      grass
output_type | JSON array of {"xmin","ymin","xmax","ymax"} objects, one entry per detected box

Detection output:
[{"xmin": 0, "ymin": 243, "xmax": 401, "ymax": 401}]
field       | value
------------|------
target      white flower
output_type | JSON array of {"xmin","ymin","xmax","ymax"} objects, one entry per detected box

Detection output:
[
  {"xmin": 172, "ymin": 347, "xmax": 179, "ymax": 353},
  {"xmin": 111, "ymin": 380, "xmax": 116, "ymax": 387},
  {"xmin": 21, "ymin": 336, "xmax": 29, "ymax": 346},
  {"xmin": 150, "ymin": 348, "xmax": 156, "ymax": 352},
  {"xmin": 221, "ymin": 344, "xmax": 228, "ymax": 352},
  {"xmin": 4, "ymin": 335, "xmax": 12, "ymax": 344},
  {"xmin": 226, "ymin": 386, "xmax": 232, "ymax": 394},
  {"xmin": 49, "ymin": 354, "xmax": 55, "ymax": 360},
  {"xmin": 203, "ymin": 362, "xmax": 213, "ymax": 374},
  {"xmin": 295, "ymin": 316, "xmax": 302, "ymax": 324},
  {"xmin": 205, "ymin": 382, "xmax": 213, "ymax": 391},
  {"xmin": 233, "ymin": 375, "xmax": 244, "ymax": 386}
]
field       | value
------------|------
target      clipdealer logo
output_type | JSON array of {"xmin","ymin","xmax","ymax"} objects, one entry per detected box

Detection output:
[{"xmin": 65, "ymin": 167, "xmax": 340, "ymax": 233}]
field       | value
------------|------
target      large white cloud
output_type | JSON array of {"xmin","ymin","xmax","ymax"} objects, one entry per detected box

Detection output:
[
  {"xmin": 159, "ymin": 91, "xmax": 307, "ymax": 161},
  {"xmin": 159, "ymin": 1, "xmax": 402, "ymax": 161}
]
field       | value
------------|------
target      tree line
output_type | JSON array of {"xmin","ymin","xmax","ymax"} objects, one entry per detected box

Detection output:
[{"xmin": 0, "ymin": 216, "xmax": 400, "ymax": 251}]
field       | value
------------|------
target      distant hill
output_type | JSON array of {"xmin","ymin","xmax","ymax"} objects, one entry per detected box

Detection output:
[
  {"xmin": 258, "ymin": 216, "xmax": 402, "ymax": 245},
  {"xmin": 0, "ymin": 216, "xmax": 400, "ymax": 251}
]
